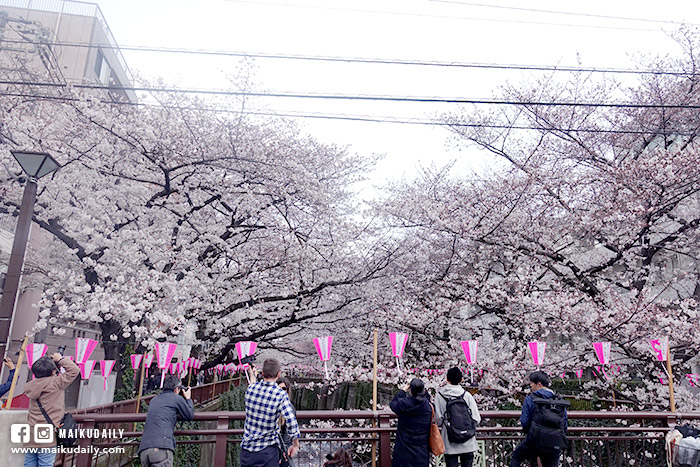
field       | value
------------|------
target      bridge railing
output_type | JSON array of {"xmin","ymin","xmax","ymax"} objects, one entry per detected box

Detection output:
[
  {"xmin": 70, "ymin": 376, "xmax": 242, "ymax": 415},
  {"xmin": 54, "ymin": 410, "xmax": 699, "ymax": 467}
]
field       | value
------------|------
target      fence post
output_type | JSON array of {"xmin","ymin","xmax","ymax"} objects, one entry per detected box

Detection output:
[
  {"xmin": 76, "ymin": 418, "xmax": 96, "ymax": 467},
  {"xmin": 213, "ymin": 416, "xmax": 230, "ymax": 467},
  {"xmin": 378, "ymin": 412, "xmax": 392, "ymax": 467}
]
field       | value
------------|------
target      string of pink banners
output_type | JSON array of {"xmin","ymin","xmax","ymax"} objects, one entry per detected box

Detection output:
[{"xmin": 20, "ymin": 333, "xmax": 683, "ymax": 391}]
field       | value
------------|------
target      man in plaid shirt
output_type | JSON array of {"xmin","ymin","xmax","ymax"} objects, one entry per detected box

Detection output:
[{"xmin": 241, "ymin": 358, "xmax": 301, "ymax": 467}]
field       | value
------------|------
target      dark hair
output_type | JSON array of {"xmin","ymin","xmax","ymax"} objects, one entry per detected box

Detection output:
[
  {"xmin": 409, "ymin": 378, "xmax": 425, "ymax": 397},
  {"xmin": 162, "ymin": 374, "xmax": 182, "ymax": 392},
  {"xmin": 262, "ymin": 358, "xmax": 281, "ymax": 379},
  {"xmin": 31, "ymin": 356, "xmax": 57, "ymax": 378},
  {"xmin": 447, "ymin": 367, "xmax": 463, "ymax": 385},
  {"xmin": 277, "ymin": 376, "xmax": 292, "ymax": 397},
  {"xmin": 529, "ymin": 371, "xmax": 551, "ymax": 387}
]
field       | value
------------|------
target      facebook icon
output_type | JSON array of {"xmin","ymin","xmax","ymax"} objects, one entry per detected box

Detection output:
[{"xmin": 11, "ymin": 424, "xmax": 30, "ymax": 443}]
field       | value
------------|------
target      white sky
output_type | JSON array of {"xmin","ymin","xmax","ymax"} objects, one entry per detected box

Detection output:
[{"xmin": 95, "ymin": 0, "xmax": 700, "ymax": 197}]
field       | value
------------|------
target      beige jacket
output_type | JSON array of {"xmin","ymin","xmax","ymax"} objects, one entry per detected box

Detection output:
[{"xmin": 23, "ymin": 357, "xmax": 79, "ymax": 448}]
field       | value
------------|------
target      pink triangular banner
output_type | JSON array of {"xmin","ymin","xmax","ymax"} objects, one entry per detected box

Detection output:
[
  {"xmin": 460, "ymin": 340, "xmax": 478, "ymax": 364},
  {"xmin": 313, "ymin": 336, "xmax": 333, "ymax": 361},
  {"xmin": 26, "ymin": 343, "xmax": 48, "ymax": 371},
  {"xmin": 389, "ymin": 332, "xmax": 409, "ymax": 358},
  {"xmin": 649, "ymin": 337, "xmax": 669, "ymax": 362},
  {"xmin": 130, "ymin": 354, "xmax": 143, "ymax": 370},
  {"xmin": 528, "ymin": 341, "xmax": 546, "ymax": 366},
  {"xmin": 100, "ymin": 360, "xmax": 115, "ymax": 390},
  {"xmin": 593, "ymin": 342, "xmax": 611, "ymax": 365},
  {"xmin": 155, "ymin": 342, "xmax": 178, "ymax": 369},
  {"xmin": 75, "ymin": 338, "xmax": 98, "ymax": 365},
  {"xmin": 79, "ymin": 360, "xmax": 97, "ymax": 379}
]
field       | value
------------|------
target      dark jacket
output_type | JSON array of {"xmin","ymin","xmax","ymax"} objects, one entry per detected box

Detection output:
[
  {"xmin": 0, "ymin": 369, "xmax": 15, "ymax": 397},
  {"xmin": 138, "ymin": 391, "xmax": 195, "ymax": 453},
  {"xmin": 390, "ymin": 390, "xmax": 432, "ymax": 467},
  {"xmin": 24, "ymin": 357, "xmax": 80, "ymax": 448},
  {"xmin": 520, "ymin": 388, "xmax": 568, "ymax": 432}
]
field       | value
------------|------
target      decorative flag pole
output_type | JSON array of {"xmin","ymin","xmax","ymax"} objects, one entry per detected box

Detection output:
[
  {"xmin": 155, "ymin": 342, "xmax": 178, "ymax": 388},
  {"xmin": 187, "ymin": 357, "xmax": 194, "ymax": 387},
  {"xmin": 460, "ymin": 340, "xmax": 478, "ymax": 385},
  {"xmin": 235, "ymin": 341, "xmax": 258, "ymax": 384},
  {"xmin": 389, "ymin": 332, "xmax": 409, "ymax": 374},
  {"xmin": 5, "ymin": 336, "xmax": 28, "ymax": 409},
  {"xmin": 313, "ymin": 336, "xmax": 333, "ymax": 379},
  {"xmin": 593, "ymin": 341, "xmax": 615, "ymax": 409},
  {"xmin": 135, "ymin": 353, "xmax": 148, "ymax": 414},
  {"xmin": 371, "ymin": 328, "xmax": 378, "ymax": 467},
  {"xmin": 650, "ymin": 336, "xmax": 675, "ymax": 412},
  {"xmin": 100, "ymin": 360, "xmax": 116, "ymax": 391},
  {"xmin": 528, "ymin": 341, "xmax": 546, "ymax": 368}
]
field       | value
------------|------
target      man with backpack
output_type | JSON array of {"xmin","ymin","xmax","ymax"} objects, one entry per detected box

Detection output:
[
  {"xmin": 510, "ymin": 371, "xmax": 569, "ymax": 467},
  {"xmin": 435, "ymin": 367, "xmax": 481, "ymax": 467}
]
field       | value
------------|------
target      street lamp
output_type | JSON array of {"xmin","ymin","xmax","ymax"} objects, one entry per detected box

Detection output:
[{"xmin": 0, "ymin": 151, "xmax": 60, "ymax": 359}]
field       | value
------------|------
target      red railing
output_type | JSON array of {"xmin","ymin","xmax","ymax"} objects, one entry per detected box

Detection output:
[
  {"xmin": 53, "ymin": 410, "xmax": 699, "ymax": 467},
  {"xmin": 70, "ymin": 376, "xmax": 242, "ymax": 415}
]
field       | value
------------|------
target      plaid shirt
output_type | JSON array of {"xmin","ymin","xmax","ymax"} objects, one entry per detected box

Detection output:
[{"xmin": 242, "ymin": 380, "xmax": 300, "ymax": 452}]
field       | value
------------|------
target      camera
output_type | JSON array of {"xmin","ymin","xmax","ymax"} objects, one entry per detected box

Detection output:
[
  {"xmin": 57, "ymin": 345, "xmax": 66, "ymax": 354},
  {"xmin": 240, "ymin": 355, "xmax": 256, "ymax": 365}
]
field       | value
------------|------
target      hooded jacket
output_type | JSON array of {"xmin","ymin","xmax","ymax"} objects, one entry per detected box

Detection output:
[
  {"xmin": 23, "ymin": 357, "xmax": 79, "ymax": 448},
  {"xmin": 435, "ymin": 383, "xmax": 481, "ymax": 454},
  {"xmin": 389, "ymin": 390, "xmax": 432, "ymax": 467}
]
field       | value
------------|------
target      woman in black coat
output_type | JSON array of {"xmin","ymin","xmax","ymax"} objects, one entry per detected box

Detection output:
[{"xmin": 390, "ymin": 378, "xmax": 433, "ymax": 467}]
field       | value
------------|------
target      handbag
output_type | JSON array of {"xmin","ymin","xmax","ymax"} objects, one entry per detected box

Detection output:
[
  {"xmin": 429, "ymin": 403, "xmax": 445, "ymax": 456},
  {"xmin": 36, "ymin": 398, "xmax": 79, "ymax": 447}
]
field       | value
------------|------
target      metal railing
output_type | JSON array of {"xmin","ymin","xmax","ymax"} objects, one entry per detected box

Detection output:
[
  {"xmin": 70, "ymin": 376, "xmax": 242, "ymax": 415},
  {"xmin": 52, "ymin": 409, "xmax": 699, "ymax": 467}
]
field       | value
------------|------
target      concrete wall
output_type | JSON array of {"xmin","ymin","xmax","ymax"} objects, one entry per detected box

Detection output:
[{"xmin": 0, "ymin": 410, "xmax": 29, "ymax": 467}]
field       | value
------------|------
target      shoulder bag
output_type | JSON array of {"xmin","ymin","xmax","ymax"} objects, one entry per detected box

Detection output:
[
  {"xmin": 429, "ymin": 403, "xmax": 445, "ymax": 456},
  {"xmin": 36, "ymin": 397, "xmax": 79, "ymax": 447}
]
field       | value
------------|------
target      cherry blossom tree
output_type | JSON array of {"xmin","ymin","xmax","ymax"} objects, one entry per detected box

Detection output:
[
  {"xmin": 375, "ymin": 28, "xmax": 700, "ymax": 409},
  {"xmin": 0, "ymin": 82, "xmax": 392, "ymax": 377}
]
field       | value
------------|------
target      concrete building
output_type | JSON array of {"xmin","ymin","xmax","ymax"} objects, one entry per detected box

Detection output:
[{"xmin": 0, "ymin": 0, "xmax": 135, "ymax": 408}]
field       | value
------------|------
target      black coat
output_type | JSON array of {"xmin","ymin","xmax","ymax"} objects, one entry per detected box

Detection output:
[{"xmin": 390, "ymin": 390, "xmax": 432, "ymax": 467}]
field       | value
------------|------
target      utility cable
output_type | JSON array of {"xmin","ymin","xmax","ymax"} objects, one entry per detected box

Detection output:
[
  {"xmin": 4, "ymin": 80, "xmax": 700, "ymax": 109},
  {"xmin": 0, "ymin": 89, "xmax": 696, "ymax": 136},
  {"xmin": 0, "ymin": 38, "xmax": 692, "ymax": 77}
]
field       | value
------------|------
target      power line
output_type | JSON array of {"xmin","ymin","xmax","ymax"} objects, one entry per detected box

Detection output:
[
  {"xmin": 3, "ymin": 79, "xmax": 700, "ymax": 109},
  {"xmin": 1, "ymin": 89, "xmax": 697, "ymax": 136},
  {"xmin": 0, "ymin": 38, "xmax": 692, "ymax": 77},
  {"xmin": 428, "ymin": 0, "xmax": 697, "ymax": 27},
  {"xmin": 224, "ymin": 0, "xmax": 663, "ymax": 32}
]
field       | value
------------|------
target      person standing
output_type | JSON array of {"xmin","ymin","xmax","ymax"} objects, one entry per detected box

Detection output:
[
  {"xmin": 0, "ymin": 356, "xmax": 16, "ymax": 398},
  {"xmin": 241, "ymin": 358, "xmax": 300, "ymax": 467},
  {"xmin": 23, "ymin": 352, "xmax": 80, "ymax": 467},
  {"xmin": 389, "ymin": 378, "xmax": 433, "ymax": 467},
  {"xmin": 510, "ymin": 371, "xmax": 569, "ymax": 467},
  {"xmin": 138, "ymin": 375, "xmax": 195, "ymax": 467},
  {"xmin": 435, "ymin": 367, "xmax": 481, "ymax": 467}
]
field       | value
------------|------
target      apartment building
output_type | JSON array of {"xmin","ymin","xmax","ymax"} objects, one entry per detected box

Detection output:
[{"xmin": 0, "ymin": 0, "xmax": 136, "ymax": 408}]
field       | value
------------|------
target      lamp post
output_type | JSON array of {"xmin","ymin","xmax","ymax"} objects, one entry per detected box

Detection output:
[{"xmin": 0, "ymin": 151, "xmax": 60, "ymax": 360}]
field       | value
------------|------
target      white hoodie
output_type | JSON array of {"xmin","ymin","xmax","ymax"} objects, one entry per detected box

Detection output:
[{"xmin": 434, "ymin": 384, "xmax": 482, "ymax": 454}]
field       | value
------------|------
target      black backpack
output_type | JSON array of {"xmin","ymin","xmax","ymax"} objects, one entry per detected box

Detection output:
[
  {"xmin": 439, "ymin": 390, "xmax": 477, "ymax": 443},
  {"xmin": 527, "ymin": 394, "xmax": 570, "ymax": 451}
]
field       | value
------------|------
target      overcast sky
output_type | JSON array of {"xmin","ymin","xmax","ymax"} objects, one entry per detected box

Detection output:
[{"xmin": 95, "ymin": 0, "xmax": 700, "ymax": 196}]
